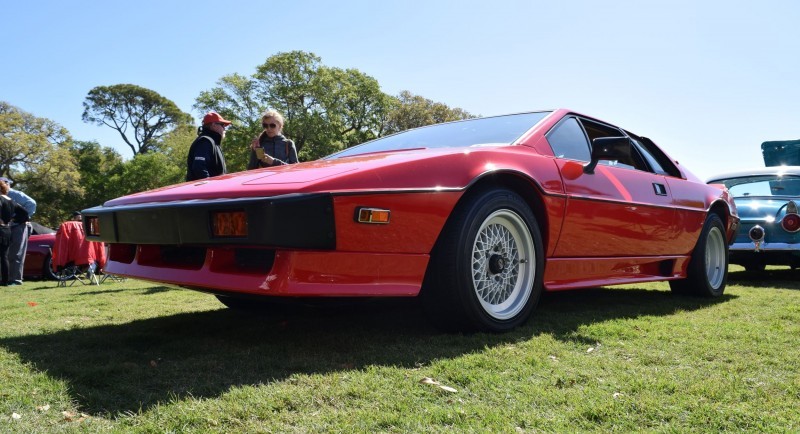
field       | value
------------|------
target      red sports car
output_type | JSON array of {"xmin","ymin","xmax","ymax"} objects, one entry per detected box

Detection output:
[
  {"xmin": 83, "ymin": 109, "xmax": 738, "ymax": 331},
  {"xmin": 23, "ymin": 222, "xmax": 58, "ymax": 280}
]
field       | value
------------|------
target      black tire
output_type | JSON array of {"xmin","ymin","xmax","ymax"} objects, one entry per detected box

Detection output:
[
  {"xmin": 421, "ymin": 188, "xmax": 544, "ymax": 332},
  {"xmin": 43, "ymin": 254, "xmax": 59, "ymax": 281},
  {"xmin": 669, "ymin": 213, "xmax": 728, "ymax": 297},
  {"xmin": 54, "ymin": 263, "xmax": 77, "ymax": 282}
]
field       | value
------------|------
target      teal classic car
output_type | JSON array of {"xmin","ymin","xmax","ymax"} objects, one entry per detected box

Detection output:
[{"xmin": 707, "ymin": 167, "xmax": 800, "ymax": 271}]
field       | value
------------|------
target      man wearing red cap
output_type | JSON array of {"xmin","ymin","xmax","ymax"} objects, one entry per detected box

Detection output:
[{"xmin": 185, "ymin": 111, "xmax": 232, "ymax": 181}]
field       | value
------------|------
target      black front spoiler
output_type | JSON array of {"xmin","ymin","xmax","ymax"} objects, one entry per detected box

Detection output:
[{"xmin": 82, "ymin": 193, "xmax": 336, "ymax": 249}]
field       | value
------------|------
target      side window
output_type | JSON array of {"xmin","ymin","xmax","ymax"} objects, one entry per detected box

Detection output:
[
  {"xmin": 629, "ymin": 134, "xmax": 683, "ymax": 178},
  {"xmin": 631, "ymin": 138, "xmax": 668, "ymax": 175},
  {"xmin": 578, "ymin": 118, "xmax": 648, "ymax": 172},
  {"xmin": 546, "ymin": 117, "xmax": 591, "ymax": 161}
]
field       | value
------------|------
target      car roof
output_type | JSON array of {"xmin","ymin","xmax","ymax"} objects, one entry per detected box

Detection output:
[
  {"xmin": 706, "ymin": 166, "xmax": 800, "ymax": 183},
  {"xmin": 30, "ymin": 221, "xmax": 55, "ymax": 235}
]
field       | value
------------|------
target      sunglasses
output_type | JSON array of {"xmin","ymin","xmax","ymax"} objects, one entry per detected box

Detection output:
[{"xmin": 262, "ymin": 123, "xmax": 278, "ymax": 129}]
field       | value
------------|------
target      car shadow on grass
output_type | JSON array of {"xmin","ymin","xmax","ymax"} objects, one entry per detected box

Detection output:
[
  {"xmin": 26, "ymin": 281, "xmax": 70, "ymax": 291},
  {"xmin": 0, "ymin": 285, "xmax": 732, "ymax": 417},
  {"xmin": 728, "ymin": 267, "xmax": 800, "ymax": 290}
]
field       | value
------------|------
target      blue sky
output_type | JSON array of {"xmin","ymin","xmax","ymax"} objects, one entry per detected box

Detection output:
[{"xmin": 3, "ymin": 0, "xmax": 799, "ymax": 179}]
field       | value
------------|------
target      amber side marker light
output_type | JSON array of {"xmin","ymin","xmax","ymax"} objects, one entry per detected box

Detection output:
[
  {"xmin": 86, "ymin": 216, "xmax": 100, "ymax": 236},
  {"xmin": 355, "ymin": 207, "xmax": 391, "ymax": 224},
  {"xmin": 211, "ymin": 210, "xmax": 248, "ymax": 237}
]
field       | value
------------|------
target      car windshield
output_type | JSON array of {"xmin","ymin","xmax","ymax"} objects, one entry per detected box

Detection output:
[
  {"xmin": 716, "ymin": 175, "xmax": 800, "ymax": 197},
  {"xmin": 326, "ymin": 111, "xmax": 552, "ymax": 159}
]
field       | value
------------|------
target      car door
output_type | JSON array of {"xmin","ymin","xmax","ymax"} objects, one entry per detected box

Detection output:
[{"xmin": 546, "ymin": 116, "xmax": 677, "ymax": 257}]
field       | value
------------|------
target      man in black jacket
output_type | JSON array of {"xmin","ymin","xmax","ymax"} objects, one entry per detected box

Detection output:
[
  {"xmin": 186, "ymin": 111, "xmax": 232, "ymax": 181},
  {"xmin": 0, "ymin": 180, "xmax": 29, "ymax": 286}
]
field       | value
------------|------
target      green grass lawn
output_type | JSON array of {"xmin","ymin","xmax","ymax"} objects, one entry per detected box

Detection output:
[{"xmin": 1, "ymin": 266, "xmax": 798, "ymax": 433}]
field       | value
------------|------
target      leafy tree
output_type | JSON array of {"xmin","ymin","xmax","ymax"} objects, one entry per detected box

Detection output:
[
  {"xmin": 110, "ymin": 152, "xmax": 184, "ymax": 197},
  {"xmin": 73, "ymin": 137, "xmax": 183, "ymax": 213},
  {"xmin": 159, "ymin": 124, "xmax": 198, "ymax": 167},
  {"xmin": 30, "ymin": 141, "xmax": 125, "ymax": 225},
  {"xmin": 195, "ymin": 51, "xmax": 394, "ymax": 164},
  {"xmin": 69, "ymin": 141, "xmax": 124, "ymax": 209},
  {"xmin": 157, "ymin": 124, "xmax": 200, "ymax": 184},
  {"xmin": 195, "ymin": 52, "xmax": 475, "ymax": 165},
  {"xmin": 252, "ymin": 51, "xmax": 333, "ymax": 156},
  {"xmin": 322, "ymin": 67, "xmax": 393, "ymax": 151},
  {"xmin": 195, "ymin": 74, "xmax": 265, "ymax": 172},
  {"xmin": 1, "ymin": 102, "xmax": 198, "ymax": 226},
  {"xmin": 0, "ymin": 101, "xmax": 81, "ymax": 227},
  {"xmin": 82, "ymin": 84, "xmax": 193, "ymax": 156},
  {"xmin": 383, "ymin": 90, "xmax": 475, "ymax": 135}
]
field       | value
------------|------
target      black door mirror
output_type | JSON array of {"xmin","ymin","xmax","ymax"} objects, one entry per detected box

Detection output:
[{"xmin": 583, "ymin": 136, "xmax": 633, "ymax": 174}]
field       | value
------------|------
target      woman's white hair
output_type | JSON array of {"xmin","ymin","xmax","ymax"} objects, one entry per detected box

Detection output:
[{"xmin": 261, "ymin": 109, "xmax": 285, "ymax": 126}]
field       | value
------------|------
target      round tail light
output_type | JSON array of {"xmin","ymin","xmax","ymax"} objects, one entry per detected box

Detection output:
[
  {"xmin": 749, "ymin": 225, "xmax": 765, "ymax": 242},
  {"xmin": 781, "ymin": 214, "xmax": 800, "ymax": 233}
]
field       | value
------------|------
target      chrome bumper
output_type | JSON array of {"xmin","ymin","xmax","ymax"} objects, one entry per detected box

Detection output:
[{"xmin": 730, "ymin": 242, "xmax": 800, "ymax": 252}]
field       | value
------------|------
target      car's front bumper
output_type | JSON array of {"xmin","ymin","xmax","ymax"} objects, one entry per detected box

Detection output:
[
  {"xmin": 104, "ymin": 247, "xmax": 428, "ymax": 297},
  {"xmin": 81, "ymin": 191, "xmax": 462, "ymax": 297}
]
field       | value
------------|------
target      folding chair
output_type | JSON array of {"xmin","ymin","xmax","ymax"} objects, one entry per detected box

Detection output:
[
  {"xmin": 55, "ymin": 262, "xmax": 99, "ymax": 287},
  {"xmin": 96, "ymin": 244, "xmax": 123, "ymax": 283},
  {"xmin": 54, "ymin": 263, "xmax": 77, "ymax": 287},
  {"xmin": 99, "ymin": 271, "xmax": 126, "ymax": 284},
  {"xmin": 51, "ymin": 221, "xmax": 106, "ymax": 287}
]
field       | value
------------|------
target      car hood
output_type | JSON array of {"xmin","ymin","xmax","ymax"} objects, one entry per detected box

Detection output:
[
  {"xmin": 29, "ymin": 233, "xmax": 55, "ymax": 243},
  {"xmin": 101, "ymin": 146, "xmax": 514, "ymax": 207}
]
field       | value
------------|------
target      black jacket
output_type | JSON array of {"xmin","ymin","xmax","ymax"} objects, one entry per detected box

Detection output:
[
  {"xmin": 0, "ymin": 195, "xmax": 29, "ymax": 244},
  {"xmin": 247, "ymin": 134, "xmax": 299, "ymax": 169},
  {"xmin": 186, "ymin": 129, "xmax": 227, "ymax": 181}
]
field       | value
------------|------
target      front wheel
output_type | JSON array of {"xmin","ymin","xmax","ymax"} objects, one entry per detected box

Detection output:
[
  {"xmin": 422, "ymin": 188, "xmax": 544, "ymax": 332},
  {"xmin": 43, "ymin": 254, "xmax": 60, "ymax": 280},
  {"xmin": 669, "ymin": 213, "xmax": 728, "ymax": 297},
  {"xmin": 51, "ymin": 259, "xmax": 77, "ymax": 282}
]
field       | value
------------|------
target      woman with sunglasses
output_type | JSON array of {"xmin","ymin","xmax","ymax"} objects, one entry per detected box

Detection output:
[{"xmin": 247, "ymin": 110, "xmax": 299, "ymax": 169}]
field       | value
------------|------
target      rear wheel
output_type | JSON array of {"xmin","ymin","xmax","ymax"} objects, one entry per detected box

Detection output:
[
  {"xmin": 669, "ymin": 213, "xmax": 728, "ymax": 297},
  {"xmin": 422, "ymin": 188, "xmax": 544, "ymax": 332}
]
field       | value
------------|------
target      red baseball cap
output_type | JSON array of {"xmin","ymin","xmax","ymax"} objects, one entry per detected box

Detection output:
[{"xmin": 202, "ymin": 111, "xmax": 232, "ymax": 126}]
